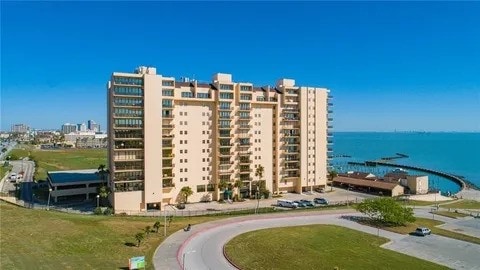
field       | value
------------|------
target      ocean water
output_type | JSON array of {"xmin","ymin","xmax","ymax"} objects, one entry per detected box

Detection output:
[{"xmin": 331, "ymin": 132, "xmax": 480, "ymax": 194}]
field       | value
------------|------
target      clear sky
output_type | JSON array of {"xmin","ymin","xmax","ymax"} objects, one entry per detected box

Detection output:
[{"xmin": 1, "ymin": 1, "xmax": 479, "ymax": 132}]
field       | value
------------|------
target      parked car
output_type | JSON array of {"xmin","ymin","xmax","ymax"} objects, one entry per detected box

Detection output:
[
  {"xmin": 300, "ymin": 199, "xmax": 314, "ymax": 207},
  {"xmin": 293, "ymin": 200, "xmax": 306, "ymax": 207},
  {"xmin": 277, "ymin": 199, "xmax": 298, "ymax": 208},
  {"xmin": 414, "ymin": 227, "xmax": 432, "ymax": 236},
  {"xmin": 314, "ymin": 198, "xmax": 329, "ymax": 205}
]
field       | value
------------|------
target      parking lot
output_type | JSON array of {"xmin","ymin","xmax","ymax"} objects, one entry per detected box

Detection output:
[{"xmin": 176, "ymin": 188, "xmax": 377, "ymax": 212}]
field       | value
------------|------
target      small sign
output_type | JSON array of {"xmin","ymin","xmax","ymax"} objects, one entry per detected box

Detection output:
[{"xmin": 129, "ymin": 256, "xmax": 145, "ymax": 270}]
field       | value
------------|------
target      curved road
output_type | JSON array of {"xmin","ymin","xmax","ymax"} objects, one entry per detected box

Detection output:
[{"xmin": 154, "ymin": 209, "xmax": 480, "ymax": 270}]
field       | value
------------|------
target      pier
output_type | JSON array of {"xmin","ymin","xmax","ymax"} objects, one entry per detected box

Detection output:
[
  {"xmin": 379, "ymin": 153, "xmax": 409, "ymax": 161},
  {"xmin": 347, "ymin": 161, "xmax": 469, "ymax": 190}
]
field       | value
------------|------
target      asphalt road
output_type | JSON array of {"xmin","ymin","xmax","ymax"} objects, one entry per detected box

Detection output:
[
  {"xmin": 1, "ymin": 160, "xmax": 35, "ymax": 203},
  {"xmin": 154, "ymin": 210, "xmax": 480, "ymax": 270}
]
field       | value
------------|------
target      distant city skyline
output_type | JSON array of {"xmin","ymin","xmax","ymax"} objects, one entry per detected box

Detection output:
[{"xmin": 1, "ymin": 2, "xmax": 479, "ymax": 132}]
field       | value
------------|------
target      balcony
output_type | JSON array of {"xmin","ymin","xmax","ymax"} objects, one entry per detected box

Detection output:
[
  {"xmin": 328, "ymin": 103, "xmax": 333, "ymax": 106},
  {"xmin": 162, "ymin": 163, "xmax": 174, "ymax": 169},
  {"xmin": 239, "ymin": 116, "xmax": 252, "ymax": 120},
  {"xmin": 237, "ymin": 125, "xmax": 252, "ymax": 130},
  {"xmin": 162, "ymin": 180, "xmax": 175, "ymax": 188},
  {"xmin": 219, "ymin": 107, "xmax": 233, "ymax": 111},
  {"xmin": 284, "ymin": 167, "xmax": 299, "ymax": 171},
  {"xmin": 238, "ymin": 107, "xmax": 251, "ymax": 111},
  {"xmin": 219, "ymin": 133, "xmax": 232, "ymax": 138},
  {"xmin": 162, "ymin": 143, "xmax": 174, "ymax": 149},
  {"xmin": 328, "ymin": 118, "xmax": 334, "ymax": 121},
  {"xmin": 219, "ymin": 144, "xmax": 233, "ymax": 148},
  {"xmin": 236, "ymin": 133, "xmax": 251, "ymax": 138},
  {"xmin": 239, "ymin": 159, "xmax": 252, "ymax": 164},
  {"xmin": 219, "ymin": 151, "xmax": 232, "ymax": 157},
  {"xmin": 218, "ymin": 125, "xmax": 232, "ymax": 130},
  {"xmin": 162, "ymin": 124, "xmax": 174, "ymax": 129}
]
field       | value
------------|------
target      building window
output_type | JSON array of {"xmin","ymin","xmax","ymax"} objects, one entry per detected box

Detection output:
[{"xmin": 197, "ymin": 185, "xmax": 206, "ymax": 192}]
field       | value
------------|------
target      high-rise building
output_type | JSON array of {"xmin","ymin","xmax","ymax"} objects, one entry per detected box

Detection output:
[
  {"xmin": 87, "ymin": 120, "xmax": 100, "ymax": 132},
  {"xmin": 61, "ymin": 123, "xmax": 77, "ymax": 134},
  {"xmin": 107, "ymin": 66, "xmax": 333, "ymax": 212},
  {"xmin": 11, "ymin": 124, "xmax": 29, "ymax": 133},
  {"xmin": 77, "ymin": 123, "xmax": 87, "ymax": 132}
]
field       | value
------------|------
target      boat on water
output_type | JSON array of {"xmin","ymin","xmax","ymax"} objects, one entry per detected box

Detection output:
[{"xmin": 391, "ymin": 168, "xmax": 408, "ymax": 173}]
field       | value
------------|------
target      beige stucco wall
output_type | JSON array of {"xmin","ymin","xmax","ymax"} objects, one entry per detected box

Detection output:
[
  {"xmin": 114, "ymin": 191, "xmax": 143, "ymax": 212},
  {"xmin": 251, "ymin": 105, "xmax": 274, "ymax": 191},
  {"xmin": 173, "ymin": 101, "xmax": 215, "ymax": 203},
  {"xmin": 407, "ymin": 175, "xmax": 429, "ymax": 194},
  {"xmin": 314, "ymin": 88, "xmax": 329, "ymax": 188},
  {"xmin": 391, "ymin": 185, "xmax": 405, "ymax": 197},
  {"xmin": 143, "ymin": 74, "xmax": 164, "ymax": 205}
]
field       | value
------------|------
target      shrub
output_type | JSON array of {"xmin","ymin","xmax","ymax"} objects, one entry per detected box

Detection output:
[
  {"xmin": 263, "ymin": 189, "xmax": 271, "ymax": 199},
  {"xmin": 93, "ymin": 207, "xmax": 103, "ymax": 215},
  {"xmin": 103, "ymin": 208, "xmax": 113, "ymax": 215}
]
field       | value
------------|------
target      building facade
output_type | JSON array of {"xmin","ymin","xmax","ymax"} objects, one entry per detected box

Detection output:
[
  {"xmin": 11, "ymin": 124, "xmax": 29, "ymax": 133},
  {"xmin": 87, "ymin": 120, "xmax": 100, "ymax": 132},
  {"xmin": 61, "ymin": 123, "xmax": 77, "ymax": 134},
  {"xmin": 107, "ymin": 66, "xmax": 333, "ymax": 212}
]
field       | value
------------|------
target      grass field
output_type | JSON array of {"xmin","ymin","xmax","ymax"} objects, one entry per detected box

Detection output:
[
  {"xmin": 0, "ymin": 201, "xmax": 216, "ymax": 270},
  {"xmin": 380, "ymin": 217, "xmax": 480, "ymax": 245},
  {"xmin": 441, "ymin": 200, "xmax": 480, "ymax": 210},
  {"xmin": 9, "ymin": 147, "xmax": 107, "ymax": 180},
  {"xmin": 224, "ymin": 225, "xmax": 447, "ymax": 270},
  {"xmin": 434, "ymin": 210, "xmax": 469, "ymax": 219}
]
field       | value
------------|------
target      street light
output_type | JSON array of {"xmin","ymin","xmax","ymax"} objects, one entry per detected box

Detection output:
[
  {"xmin": 96, "ymin": 194, "xmax": 100, "ymax": 208},
  {"xmin": 182, "ymin": 250, "xmax": 196, "ymax": 270},
  {"xmin": 47, "ymin": 188, "xmax": 52, "ymax": 210}
]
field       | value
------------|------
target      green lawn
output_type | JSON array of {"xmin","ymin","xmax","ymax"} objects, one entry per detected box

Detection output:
[
  {"xmin": 224, "ymin": 225, "xmax": 447, "ymax": 270},
  {"xmin": 10, "ymin": 147, "xmax": 107, "ymax": 180},
  {"xmin": 0, "ymin": 201, "xmax": 217, "ymax": 270},
  {"xmin": 434, "ymin": 210, "xmax": 469, "ymax": 219},
  {"xmin": 379, "ymin": 217, "xmax": 480, "ymax": 245},
  {"xmin": 441, "ymin": 200, "xmax": 480, "ymax": 210}
]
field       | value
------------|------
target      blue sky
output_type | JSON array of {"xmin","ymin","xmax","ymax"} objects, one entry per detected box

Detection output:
[{"xmin": 1, "ymin": 1, "xmax": 479, "ymax": 132}]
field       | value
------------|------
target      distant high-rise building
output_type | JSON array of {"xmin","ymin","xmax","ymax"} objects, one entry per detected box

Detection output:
[
  {"xmin": 107, "ymin": 66, "xmax": 333, "ymax": 213},
  {"xmin": 61, "ymin": 123, "xmax": 77, "ymax": 134},
  {"xmin": 88, "ymin": 120, "xmax": 100, "ymax": 132},
  {"xmin": 11, "ymin": 124, "xmax": 29, "ymax": 133},
  {"xmin": 77, "ymin": 123, "xmax": 87, "ymax": 132}
]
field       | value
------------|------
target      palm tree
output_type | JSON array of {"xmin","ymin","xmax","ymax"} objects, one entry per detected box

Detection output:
[
  {"xmin": 180, "ymin": 186, "xmax": 193, "ymax": 203},
  {"xmin": 144, "ymin": 226, "xmax": 151, "ymax": 237},
  {"xmin": 234, "ymin": 179, "xmax": 243, "ymax": 199},
  {"xmin": 153, "ymin": 221, "xmax": 161, "ymax": 233},
  {"xmin": 135, "ymin": 232, "xmax": 145, "ymax": 247},
  {"xmin": 97, "ymin": 164, "xmax": 110, "ymax": 206},
  {"xmin": 328, "ymin": 170, "xmax": 338, "ymax": 191},
  {"xmin": 255, "ymin": 165, "xmax": 264, "ymax": 181}
]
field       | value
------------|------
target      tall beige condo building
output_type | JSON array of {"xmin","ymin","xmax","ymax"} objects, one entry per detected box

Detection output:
[{"xmin": 108, "ymin": 66, "xmax": 333, "ymax": 212}]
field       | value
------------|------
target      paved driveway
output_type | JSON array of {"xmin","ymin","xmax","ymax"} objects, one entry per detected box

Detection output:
[
  {"xmin": 153, "ymin": 210, "xmax": 480, "ymax": 270},
  {"xmin": 384, "ymin": 234, "xmax": 480, "ymax": 270}
]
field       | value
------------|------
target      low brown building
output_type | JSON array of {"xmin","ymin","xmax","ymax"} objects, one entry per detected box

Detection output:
[{"xmin": 333, "ymin": 176, "xmax": 404, "ymax": 197}]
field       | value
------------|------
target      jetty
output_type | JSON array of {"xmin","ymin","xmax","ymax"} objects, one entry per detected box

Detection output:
[{"xmin": 379, "ymin": 153, "xmax": 409, "ymax": 161}]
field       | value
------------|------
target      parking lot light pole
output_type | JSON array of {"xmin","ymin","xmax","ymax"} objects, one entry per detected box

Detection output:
[
  {"xmin": 96, "ymin": 194, "xmax": 100, "ymax": 208},
  {"xmin": 47, "ymin": 188, "xmax": 52, "ymax": 210}
]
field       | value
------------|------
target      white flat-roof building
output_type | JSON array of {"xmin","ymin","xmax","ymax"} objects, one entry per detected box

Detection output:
[
  {"xmin": 107, "ymin": 67, "xmax": 333, "ymax": 212},
  {"xmin": 47, "ymin": 169, "xmax": 103, "ymax": 203}
]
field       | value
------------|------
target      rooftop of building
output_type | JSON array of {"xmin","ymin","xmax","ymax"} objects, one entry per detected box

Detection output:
[
  {"xmin": 333, "ymin": 176, "xmax": 402, "ymax": 191},
  {"xmin": 47, "ymin": 169, "xmax": 101, "ymax": 185},
  {"xmin": 112, "ymin": 66, "xmax": 330, "ymax": 92}
]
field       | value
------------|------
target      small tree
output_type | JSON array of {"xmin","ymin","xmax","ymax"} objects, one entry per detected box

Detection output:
[
  {"xmin": 255, "ymin": 165, "xmax": 264, "ymax": 181},
  {"xmin": 135, "ymin": 232, "xmax": 145, "ymax": 247},
  {"xmin": 144, "ymin": 226, "xmax": 152, "ymax": 237},
  {"xmin": 328, "ymin": 170, "xmax": 338, "ymax": 191},
  {"xmin": 218, "ymin": 179, "xmax": 228, "ymax": 191},
  {"xmin": 180, "ymin": 186, "xmax": 193, "ymax": 203},
  {"xmin": 356, "ymin": 197, "xmax": 415, "ymax": 226},
  {"xmin": 234, "ymin": 180, "xmax": 243, "ymax": 199},
  {"xmin": 153, "ymin": 221, "xmax": 161, "ymax": 233}
]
